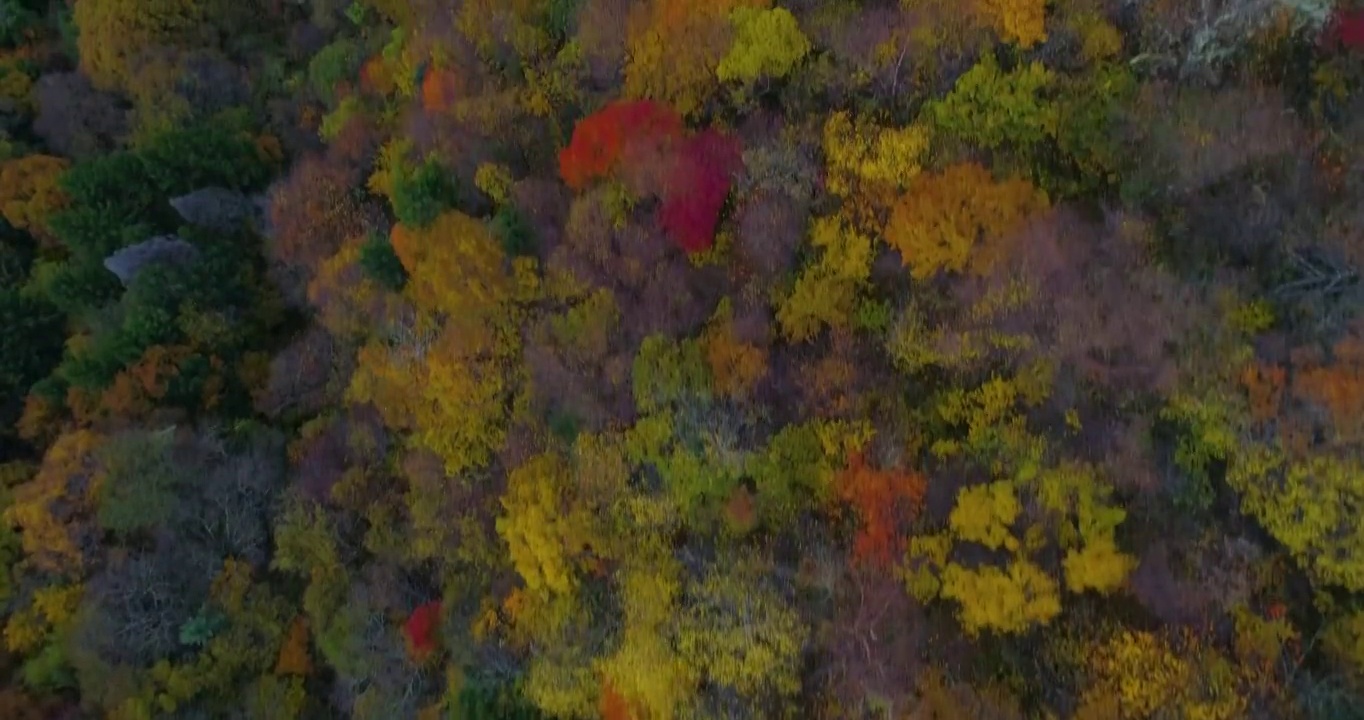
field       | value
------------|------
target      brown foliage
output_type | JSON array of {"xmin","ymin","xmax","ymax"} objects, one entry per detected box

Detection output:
[
  {"xmin": 268, "ymin": 154, "xmax": 374, "ymax": 274},
  {"xmin": 275, "ymin": 615, "xmax": 313, "ymax": 676},
  {"xmin": 254, "ymin": 326, "xmax": 351, "ymax": 420},
  {"xmin": 734, "ymin": 191, "xmax": 806, "ymax": 281}
]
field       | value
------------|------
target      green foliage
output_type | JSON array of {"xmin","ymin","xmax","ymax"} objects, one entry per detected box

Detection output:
[
  {"xmin": 632, "ymin": 335, "xmax": 711, "ymax": 416},
  {"xmin": 926, "ymin": 54, "xmax": 1057, "ymax": 151},
  {"xmin": 0, "ymin": 290, "xmax": 64, "ymax": 401},
  {"xmin": 308, "ymin": 39, "xmax": 365, "ymax": 105},
  {"xmin": 177, "ymin": 607, "xmax": 228, "ymax": 647},
  {"xmin": 359, "ymin": 231, "xmax": 408, "ymax": 290},
  {"xmin": 492, "ymin": 205, "xmax": 536, "ymax": 257},
  {"xmin": 391, "ymin": 157, "xmax": 459, "ymax": 229},
  {"xmin": 95, "ymin": 429, "xmax": 181, "ymax": 536}
]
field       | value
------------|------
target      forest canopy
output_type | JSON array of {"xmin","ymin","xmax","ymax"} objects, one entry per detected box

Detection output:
[{"xmin": 2, "ymin": 0, "xmax": 1364, "ymax": 718}]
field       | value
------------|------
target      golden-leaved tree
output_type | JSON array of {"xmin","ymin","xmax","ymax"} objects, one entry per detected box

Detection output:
[{"xmin": 884, "ymin": 163, "xmax": 1048, "ymax": 279}]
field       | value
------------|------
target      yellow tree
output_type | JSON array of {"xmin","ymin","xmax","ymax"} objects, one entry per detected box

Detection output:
[
  {"xmin": 0, "ymin": 155, "xmax": 69, "ymax": 244},
  {"xmin": 3, "ymin": 430, "xmax": 105, "ymax": 576},
  {"xmin": 884, "ymin": 163, "xmax": 1048, "ymax": 279},
  {"xmin": 496, "ymin": 452, "xmax": 598, "ymax": 597},
  {"xmin": 821, "ymin": 111, "xmax": 930, "ymax": 228},
  {"xmin": 624, "ymin": 0, "xmax": 769, "ymax": 116},
  {"xmin": 676, "ymin": 552, "xmax": 807, "ymax": 706},
  {"xmin": 777, "ymin": 215, "xmax": 875, "ymax": 342},
  {"xmin": 982, "ymin": 0, "xmax": 1048, "ymax": 48},
  {"xmin": 73, "ymin": 0, "xmax": 219, "ymax": 92},
  {"xmin": 717, "ymin": 7, "xmax": 811, "ymax": 84}
]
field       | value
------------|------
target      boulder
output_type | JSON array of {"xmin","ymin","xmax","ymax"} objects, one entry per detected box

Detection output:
[
  {"xmin": 169, "ymin": 187, "xmax": 260, "ymax": 233},
  {"xmin": 103, "ymin": 236, "xmax": 199, "ymax": 286}
]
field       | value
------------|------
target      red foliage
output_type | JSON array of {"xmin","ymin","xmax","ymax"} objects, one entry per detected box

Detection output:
[
  {"xmin": 559, "ymin": 101, "xmax": 684, "ymax": 189},
  {"xmin": 404, "ymin": 600, "xmax": 442, "ymax": 661},
  {"xmin": 560, "ymin": 102, "xmax": 739, "ymax": 253},
  {"xmin": 1324, "ymin": 9, "xmax": 1364, "ymax": 50},
  {"xmin": 836, "ymin": 451, "xmax": 927, "ymax": 569},
  {"xmin": 658, "ymin": 130, "xmax": 742, "ymax": 253}
]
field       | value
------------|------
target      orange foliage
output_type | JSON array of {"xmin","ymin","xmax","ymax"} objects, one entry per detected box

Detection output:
[
  {"xmin": 558, "ymin": 100, "xmax": 683, "ymax": 190},
  {"xmin": 275, "ymin": 615, "xmax": 313, "ymax": 676},
  {"xmin": 836, "ymin": 451, "xmax": 927, "ymax": 569},
  {"xmin": 703, "ymin": 307, "xmax": 767, "ymax": 400},
  {"xmin": 420, "ymin": 66, "xmax": 464, "ymax": 113},
  {"xmin": 1293, "ymin": 334, "xmax": 1364, "ymax": 444},
  {"xmin": 600, "ymin": 680, "xmax": 636, "ymax": 720},
  {"xmin": 1240, "ymin": 364, "xmax": 1286, "ymax": 424}
]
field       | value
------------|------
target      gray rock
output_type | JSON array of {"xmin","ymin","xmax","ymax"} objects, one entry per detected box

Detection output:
[
  {"xmin": 169, "ymin": 187, "xmax": 259, "ymax": 233},
  {"xmin": 103, "ymin": 236, "xmax": 200, "ymax": 286}
]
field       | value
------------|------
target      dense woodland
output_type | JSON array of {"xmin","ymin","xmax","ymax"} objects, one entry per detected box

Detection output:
[{"xmin": 3, "ymin": 0, "xmax": 1364, "ymax": 717}]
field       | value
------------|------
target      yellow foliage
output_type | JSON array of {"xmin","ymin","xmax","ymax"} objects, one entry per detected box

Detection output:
[
  {"xmin": 597, "ymin": 553, "xmax": 696, "ymax": 719},
  {"xmin": 414, "ymin": 327, "xmax": 517, "ymax": 476},
  {"xmin": 3, "ymin": 430, "xmax": 104, "ymax": 576},
  {"xmin": 983, "ymin": 0, "xmax": 1048, "ymax": 48},
  {"xmin": 1084, "ymin": 631, "xmax": 1190, "ymax": 718},
  {"xmin": 949, "ymin": 481, "xmax": 1020, "ymax": 552},
  {"xmin": 73, "ymin": 0, "xmax": 216, "ymax": 92},
  {"xmin": 1062, "ymin": 537, "xmax": 1136, "ymax": 594},
  {"xmin": 885, "ymin": 163, "xmax": 1048, "ymax": 279},
  {"xmin": 496, "ymin": 453, "xmax": 597, "ymax": 596},
  {"xmin": 676, "ymin": 554, "xmax": 807, "ymax": 701},
  {"xmin": 717, "ymin": 6, "xmax": 811, "ymax": 84},
  {"xmin": 390, "ymin": 211, "xmax": 516, "ymax": 346},
  {"xmin": 624, "ymin": 0, "xmax": 769, "ymax": 116},
  {"xmin": 821, "ymin": 111, "xmax": 930, "ymax": 225},
  {"xmin": 940, "ymin": 558, "xmax": 1061, "ymax": 635},
  {"xmin": 4, "ymin": 583, "xmax": 83, "ymax": 653},
  {"xmin": 0, "ymin": 155, "xmax": 68, "ymax": 241},
  {"xmin": 475, "ymin": 163, "xmax": 515, "ymax": 205},
  {"xmin": 777, "ymin": 215, "xmax": 874, "ymax": 342}
]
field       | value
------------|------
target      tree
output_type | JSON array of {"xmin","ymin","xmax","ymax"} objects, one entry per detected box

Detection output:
[
  {"xmin": 0, "ymin": 155, "xmax": 69, "ymax": 244},
  {"xmin": 925, "ymin": 54, "xmax": 1056, "ymax": 151},
  {"xmin": 777, "ymin": 215, "xmax": 874, "ymax": 342},
  {"xmin": 558, "ymin": 100, "xmax": 683, "ymax": 191},
  {"xmin": 884, "ymin": 163, "xmax": 1048, "ymax": 279},
  {"xmin": 0, "ymin": 290, "xmax": 63, "ymax": 411},
  {"xmin": 656, "ymin": 129, "xmax": 742, "ymax": 253},
  {"xmin": 717, "ymin": 7, "xmax": 811, "ymax": 84},
  {"xmin": 623, "ymin": 0, "xmax": 765, "ymax": 116},
  {"xmin": 676, "ymin": 552, "xmax": 808, "ymax": 708},
  {"xmin": 820, "ymin": 111, "xmax": 930, "ymax": 226},
  {"xmin": 73, "ymin": 0, "xmax": 217, "ymax": 91},
  {"xmin": 836, "ymin": 450, "xmax": 927, "ymax": 569},
  {"xmin": 939, "ymin": 557, "xmax": 1061, "ymax": 636},
  {"xmin": 496, "ymin": 452, "xmax": 597, "ymax": 597},
  {"xmin": 982, "ymin": 0, "xmax": 1047, "ymax": 48}
]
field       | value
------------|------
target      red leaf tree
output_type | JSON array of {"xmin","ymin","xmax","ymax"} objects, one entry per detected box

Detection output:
[
  {"xmin": 404, "ymin": 600, "xmax": 442, "ymax": 662},
  {"xmin": 559, "ymin": 101, "xmax": 740, "ymax": 254},
  {"xmin": 559, "ymin": 100, "xmax": 684, "ymax": 190},
  {"xmin": 658, "ymin": 129, "xmax": 742, "ymax": 253},
  {"xmin": 836, "ymin": 451, "xmax": 927, "ymax": 569}
]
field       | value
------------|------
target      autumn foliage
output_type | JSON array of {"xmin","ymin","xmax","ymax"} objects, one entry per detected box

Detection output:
[
  {"xmin": 559, "ymin": 101, "xmax": 739, "ymax": 253},
  {"xmin": 404, "ymin": 600, "xmax": 442, "ymax": 661},
  {"xmin": 558, "ymin": 100, "xmax": 684, "ymax": 190},
  {"xmin": 837, "ymin": 450, "xmax": 927, "ymax": 569}
]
